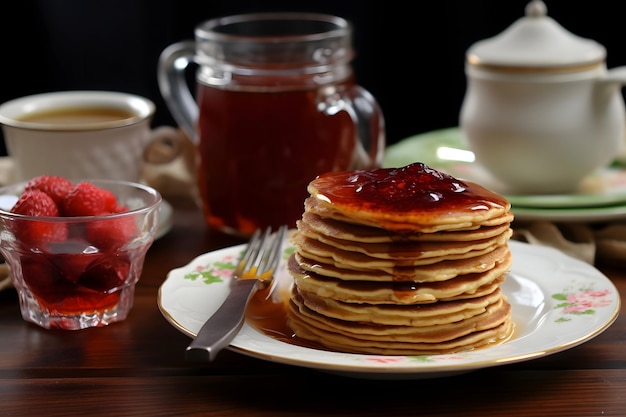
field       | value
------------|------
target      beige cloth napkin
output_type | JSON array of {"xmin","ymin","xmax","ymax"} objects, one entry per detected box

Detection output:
[
  {"xmin": 512, "ymin": 221, "xmax": 626, "ymax": 267},
  {"xmin": 140, "ymin": 128, "xmax": 199, "ymax": 203},
  {"xmin": 1, "ymin": 138, "xmax": 625, "ymax": 290}
]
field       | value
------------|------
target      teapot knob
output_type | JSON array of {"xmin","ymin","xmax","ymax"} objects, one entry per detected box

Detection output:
[{"xmin": 525, "ymin": 0, "xmax": 547, "ymax": 18}]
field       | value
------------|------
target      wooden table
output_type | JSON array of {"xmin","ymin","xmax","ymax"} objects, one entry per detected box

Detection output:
[{"xmin": 1, "ymin": 198, "xmax": 624, "ymax": 417}]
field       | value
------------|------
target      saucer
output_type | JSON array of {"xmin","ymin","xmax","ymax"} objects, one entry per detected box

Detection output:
[
  {"xmin": 384, "ymin": 128, "xmax": 626, "ymax": 222},
  {"xmin": 156, "ymin": 199, "xmax": 173, "ymax": 240}
]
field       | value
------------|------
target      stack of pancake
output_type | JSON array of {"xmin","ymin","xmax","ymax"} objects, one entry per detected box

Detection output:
[{"xmin": 286, "ymin": 162, "xmax": 515, "ymax": 355}]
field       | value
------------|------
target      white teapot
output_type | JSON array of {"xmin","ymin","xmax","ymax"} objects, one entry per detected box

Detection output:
[{"xmin": 460, "ymin": 0, "xmax": 626, "ymax": 194}]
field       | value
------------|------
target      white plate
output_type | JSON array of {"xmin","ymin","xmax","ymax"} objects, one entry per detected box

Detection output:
[
  {"xmin": 158, "ymin": 238, "xmax": 620, "ymax": 380},
  {"xmin": 383, "ymin": 128, "xmax": 626, "ymax": 222}
]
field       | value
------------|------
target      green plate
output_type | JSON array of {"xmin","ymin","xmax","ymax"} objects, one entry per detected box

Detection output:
[{"xmin": 384, "ymin": 128, "xmax": 626, "ymax": 222}]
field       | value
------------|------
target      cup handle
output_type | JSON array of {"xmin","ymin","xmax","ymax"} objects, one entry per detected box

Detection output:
[
  {"xmin": 157, "ymin": 41, "xmax": 199, "ymax": 143},
  {"xmin": 319, "ymin": 85, "xmax": 386, "ymax": 169},
  {"xmin": 141, "ymin": 126, "xmax": 198, "ymax": 200}
]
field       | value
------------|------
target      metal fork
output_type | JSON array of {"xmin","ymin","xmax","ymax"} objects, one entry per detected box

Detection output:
[{"xmin": 185, "ymin": 225, "xmax": 287, "ymax": 362}]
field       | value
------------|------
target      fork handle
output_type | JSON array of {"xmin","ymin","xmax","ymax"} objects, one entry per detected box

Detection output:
[{"xmin": 186, "ymin": 279, "xmax": 261, "ymax": 362}]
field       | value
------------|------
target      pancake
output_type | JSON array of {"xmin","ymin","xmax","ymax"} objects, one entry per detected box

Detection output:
[
  {"xmin": 300, "ymin": 211, "xmax": 513, "ymax": 243},
  {"xmin": 286, "ymin": 162, "xmax": 515, "ymax": 355},
  {"xmin": 290, "ymin": 291, "xmax": 511, "ymax": 342},
  {"xmin": 304, "ymin": 163, "xmax": 511, "ymax": 233},
  {"xmin": 291, "ymin": 228, "xmax": 513, "ymax": 269},
  {"xmin": 287, "ymin": 301, "xmax": 514, "ymax": 355},
  {"xmin": 294, "ymin": 244, "xmax": 509, "ymax": 282},
  {"xmin": 304, "ymin": 196, "xmax": 514, "ymax": 234},
  {"xmin": 288, "ymin": 252, "xmax": 510, "ymax": 304},
  {"xmin": 288, "ymin": 316, "xmax": 514, "ymax": 355},
  {"xmin": 294, "ymin": 219, "xmax": 513, "ymax": 262},
  {"xmin": 294, "ymin": 246, "xmax": 509, "ymax": 282},
  {"xmin": 296, "ymin": 287, "xmax": 505, "ymax": 326}
]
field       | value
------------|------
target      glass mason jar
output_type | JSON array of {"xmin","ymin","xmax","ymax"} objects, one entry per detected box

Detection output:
[{"xmin": 158, "ymin": 12, "xmax": 385, "ymax": 236}]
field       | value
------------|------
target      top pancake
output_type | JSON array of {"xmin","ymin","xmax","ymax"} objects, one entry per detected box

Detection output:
[{"xmin": 307, "ymin": 163, "xmax": 511, "ymax": 232}]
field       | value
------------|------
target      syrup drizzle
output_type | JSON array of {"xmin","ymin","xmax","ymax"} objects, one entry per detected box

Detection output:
[{"xmin": 246, "ymin": 286, "xmax": 323, "ymax": 350}]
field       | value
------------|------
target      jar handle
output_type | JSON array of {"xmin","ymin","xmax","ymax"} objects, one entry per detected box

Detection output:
[
  {"xmin": 319, "ymin": 85, "xmax": 386, "ymax": 169},
  {"xmin": 157, "ymin": 41, "xmax": 199, "ymax": 143}
]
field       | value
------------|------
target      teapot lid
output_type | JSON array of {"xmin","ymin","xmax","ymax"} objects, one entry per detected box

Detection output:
[{"xmin": 466, "ymin": 1, "xmax": 605, "ymax": 70}]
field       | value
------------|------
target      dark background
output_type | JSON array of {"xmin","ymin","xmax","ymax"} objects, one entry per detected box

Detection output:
[{"xmin": 2, "ymin": 0, "xmax": 626, "ymax": 155}]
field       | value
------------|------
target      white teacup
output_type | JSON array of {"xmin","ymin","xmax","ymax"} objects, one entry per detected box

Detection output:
[{"xmin": 0, "ymin": 91, "xmax": 182, "ymax": 183}]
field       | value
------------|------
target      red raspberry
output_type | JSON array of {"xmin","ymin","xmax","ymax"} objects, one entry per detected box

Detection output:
[
  {"xmin": 21, "ymin": 259, "xmax": 65, "ymax": 302},
  {"xmin": 25, "ymin": 175, "xmax": 74, "ymax": 206},
  {"xmin": 86, "ymin": 206, "xmax": 137, "ymax": 250},
  {"xmin": 78, "ymin": 256, "xmax": 131, "ymax": 292},
  {"xmin": 12, "ymin": 189, "xmax": 59, "ymax": 216},
  {"xmin": 10, "ymin": 190, "xmax": 68, "ymax": 245},
  {"xmin": 48, "ymin": 246, "xmax": 102, "ymax": 284},
  {"xmin": 62, "ymin": 182, "xmax": 118, "ymax": 216}
]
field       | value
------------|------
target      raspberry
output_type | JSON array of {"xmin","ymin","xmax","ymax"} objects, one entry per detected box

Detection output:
[
  {"xmin": 48, "ymin": 245, "xmax": 102, "ymax": 284},
  {"xmin": 21, "ymin": 259, "xmax": 65, "ymax": 302},
  {"xmin": 78, "ymin": 256, "xmax": 131, "ymax": 292},
  {"xmin": 86, "ymin": 207, "xmax": 137, "ymax": 250},
  {"xmin": 10, "ymin": 190, "xmax": 68, "ymax": 245},
  {"xmin": 62, "ymin": 182, "xmax": 118, "ymax": 216},
  {"xmin": 12, "ymin": 189, "xmax": 59, "ymax": 217},
  {"xmin": 25, "ymin": 175, "xmax": 74, "ymax": 206}
]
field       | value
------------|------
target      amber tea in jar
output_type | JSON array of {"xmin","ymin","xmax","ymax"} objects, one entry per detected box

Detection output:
[{"xmin": 158, "ymin": 12, "xmax": 385, "ymax": 236}]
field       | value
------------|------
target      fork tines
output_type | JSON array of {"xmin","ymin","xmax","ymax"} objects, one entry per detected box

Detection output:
[{"xmin": 237, "ymin": 226, "xmax": 287, "ymax": 279}]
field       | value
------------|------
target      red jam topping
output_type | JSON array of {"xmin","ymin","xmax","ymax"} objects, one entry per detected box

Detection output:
[{"xmin": 311, "ymin": 162, "xmax": 509, "ymax": 215}]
